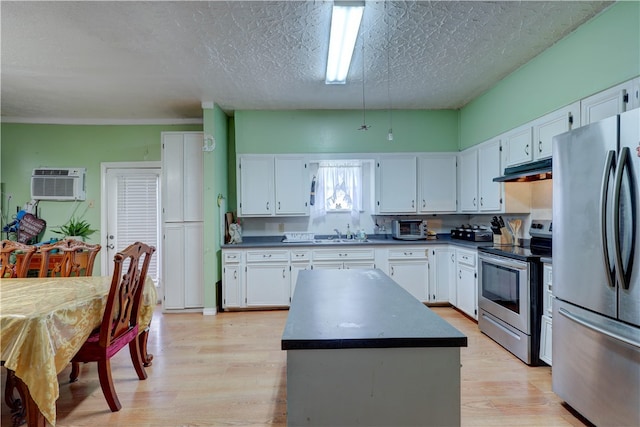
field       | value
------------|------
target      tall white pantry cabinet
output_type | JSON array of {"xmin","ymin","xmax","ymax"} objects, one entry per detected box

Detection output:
[{"xmin": 161, "ymin": 132, "xmax": 204, "ymax": 310}]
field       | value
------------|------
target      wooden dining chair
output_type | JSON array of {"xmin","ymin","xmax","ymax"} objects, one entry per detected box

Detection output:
[
  {"xmin": 69, "ymin": 241, "xmax": 155, "ymax": 412},
  {"xmin": 0, "ymin": 240, "xmax": 37, "ymax": 278},
  {"xmin": 38, "ymin": 238, "xmax": 101, "ymax": 277},
  {"xmin": 1, "ymin": 240, "xmax": 38, "ymax": 416}
]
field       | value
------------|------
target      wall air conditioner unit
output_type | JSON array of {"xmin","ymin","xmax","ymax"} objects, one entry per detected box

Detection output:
[{"xmin": 31, "ymin": 168, "xmax": 86, "ymax": 201}]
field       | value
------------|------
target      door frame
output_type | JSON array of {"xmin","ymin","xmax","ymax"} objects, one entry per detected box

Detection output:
[{"xmin": 100, "ymin": 161, "xmax": 162, "ymax": 277}]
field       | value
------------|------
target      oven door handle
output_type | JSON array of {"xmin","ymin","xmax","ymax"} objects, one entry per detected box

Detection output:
[{"xmin": 479, "ymin": 254, "xmax": 527, "ymax": 271}]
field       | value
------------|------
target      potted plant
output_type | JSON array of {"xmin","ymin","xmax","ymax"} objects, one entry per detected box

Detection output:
[{"xmin": 52, "ymin": 217, "xmax": 96, "ymax": 241}]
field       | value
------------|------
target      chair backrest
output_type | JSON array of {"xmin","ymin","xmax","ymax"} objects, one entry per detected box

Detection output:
[
  {"xmin": 38, "ymin": 239, "xmax": 101, "ymax": 277},
  {"xmin": 0, "ymin": 240, "xmax": 37, "ymax": 278},
  {"xmin": 99, "ymin": 242, "xmax": 155, "ymax": 348}
]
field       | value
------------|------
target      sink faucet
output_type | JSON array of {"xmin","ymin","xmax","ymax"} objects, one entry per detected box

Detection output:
[{"xmin": 333, "ymin": 228, "xmax": 341, "ymax": 239}]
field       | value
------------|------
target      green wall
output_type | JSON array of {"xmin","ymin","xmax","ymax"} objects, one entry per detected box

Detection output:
[
  {"xmin": 0, "ymin": 122, "xmax": 201, "ymax": 270},
  {"xmin": 235, "ymin": 109, "xmax": 459, "ymax": 154},
  {"xmin": 460, "ymin": 1, "xmax": 640, "ymax": 149},
  {"xmin": 202, "ymin": 105, "xmax": 230, "ymax": 311}
]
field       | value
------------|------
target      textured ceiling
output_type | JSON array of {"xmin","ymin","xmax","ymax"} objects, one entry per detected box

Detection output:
[{"xmin": 1, "ymin": 1, "xmax": 612, "ymax": 123}]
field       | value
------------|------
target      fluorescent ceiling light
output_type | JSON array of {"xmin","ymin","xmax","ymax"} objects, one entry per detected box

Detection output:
[{"xmin": 325, "ymin": 2, "xmax": 364, "ymax": 84}]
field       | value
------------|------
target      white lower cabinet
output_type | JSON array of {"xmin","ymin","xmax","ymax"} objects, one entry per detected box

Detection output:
[
  {"xmin": 429, "ymin": 246, "xmax": 454, "ymax": 304},
  {"xmin": 245, "ymin": 250, "xmax": 290, "ymax": 307},
  {"xmin": 455, "ymin": 248, "xmax": 477, "ymax": 320},
  {"xmin": 540, "ymin": 315, "xmax": 553, "ymax": 365},
  {"xmin": 290, "ymin": 249, "xmax": 311, "ymax": 299},
  {"xmin": 222, "ymin": 251, "xmax": 243, "ymax": 309},
  {"xmin": 539, "ymin": 262, "xmax": 553, "ymax": 365},
  {"xmin": 387, "ymin": 247, "xmax": 429, "ymax": 302}
]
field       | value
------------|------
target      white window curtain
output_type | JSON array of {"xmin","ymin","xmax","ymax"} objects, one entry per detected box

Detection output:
[
  {"xmin": 116, "ymin": 174, "xmax": 160, "ymax": 283},
  {"xmin": 311, "ymin": 162, "xmax": 362, "ymax": 224}
]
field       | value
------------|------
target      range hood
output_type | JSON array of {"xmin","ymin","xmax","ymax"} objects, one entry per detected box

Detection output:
[{"xmin": 493, "ymin": 158, "xmax": 552, "ymax": 182}]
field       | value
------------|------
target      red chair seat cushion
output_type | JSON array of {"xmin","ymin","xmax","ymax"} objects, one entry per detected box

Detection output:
[{"xmin": 73, "ymin": 324, "xmax": 139, "ymax": 362}]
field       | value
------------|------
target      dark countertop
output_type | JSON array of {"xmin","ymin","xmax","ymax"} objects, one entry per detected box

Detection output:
[
  {"xmin": 281, "ymin": 269, "xmax": 467, "ymax": 350},
  {"xmin": 222, "ymin": 233, "xmax": 492, "ymax": 250}
]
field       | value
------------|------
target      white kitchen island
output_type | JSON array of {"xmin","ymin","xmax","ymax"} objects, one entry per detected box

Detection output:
[{"xmin": 281, "ymin": 269, "xmax": 467, "ymax": 427}]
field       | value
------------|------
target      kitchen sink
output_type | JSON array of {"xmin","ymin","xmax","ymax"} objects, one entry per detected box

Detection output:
[{"xmin": 313, "ymin": 238, "xmax": 370, "ymax": 244}]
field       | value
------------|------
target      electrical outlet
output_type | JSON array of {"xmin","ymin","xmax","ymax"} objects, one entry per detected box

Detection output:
[
  {"xmin": 278, "ymin": 223, "xmax": 284, "ymax": 232},
  {"xmin": 88, "ymin": 200, "xmax": 95, "ymax": 208}
]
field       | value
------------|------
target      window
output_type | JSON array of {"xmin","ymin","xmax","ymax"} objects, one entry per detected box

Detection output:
[{"xmin": 311, "ymin": 160, "xmax": 362, "ymax": 218}]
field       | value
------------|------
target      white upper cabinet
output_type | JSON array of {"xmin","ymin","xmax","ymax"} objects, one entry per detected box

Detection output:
[
  {"xmin": 478, "ymin": 139, "xmax": 502, "ymax": 212},
  {"xmin": 161, "ymin": 132, "xmax": 204, "ymax": 222},
  {"xmin": 418, "ymin": 154, "xmax": 457, "ymax": 213},
  {"xmin": 458, "ymin": 148, "xmax": 478, "ymax": 212},
  {"xmin": 459, "ymin": 139, "xmax": 530, "ymax": 214},
  {"xmin": 238, "ymin": 155, "xmax": 309, "ymax": 217},
  {"xmin": 533, "ymin": 101, "xmax": 580, "ymax": 159},
  {"xmin": 503, "ymin": 124, "xmax": 533, "ymax": 167},
  {"xmin": 581, "ymin": 78, "xmax": 639, "ymax": 125},
  {"xmin": 238, "ymin": 155, "xmax": 275, "ymax": 216},
  {"xmin": 376, "ymin": 155, "xmax": 417, "ymax": 213},
  {"xmin": 275, "ymin": 156, "xmax": 309, "ymax": 215}
]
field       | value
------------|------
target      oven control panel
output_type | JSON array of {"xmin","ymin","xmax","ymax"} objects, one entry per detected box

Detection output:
[{"xmin": 530, "ymin": 219, "xmax": 552, "ymax": 238}]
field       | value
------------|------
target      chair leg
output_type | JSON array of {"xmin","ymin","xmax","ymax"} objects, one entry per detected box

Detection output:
[
  {"xmin": 97, "ymin": 359, "xmax": 121, "ymax": 412},
  {"xmin": 128, "ymin": 338, "xmax": 147, "ymax": 381},
  {"xmin": 69, "ymin": 362, "xmax": 80, "ymax": 383},
  {"xmin": 3, "ymin": 369, "xmax": 21, "ymax": 415},
  {"xmin": 139, "ymin": 328, "xmax": 153, "ymax": 367}
]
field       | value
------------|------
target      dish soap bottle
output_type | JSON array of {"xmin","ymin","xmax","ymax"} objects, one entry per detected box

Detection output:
[{"xmin": 346, "ymin": 224, "xmax": 352, "ymax": 239}]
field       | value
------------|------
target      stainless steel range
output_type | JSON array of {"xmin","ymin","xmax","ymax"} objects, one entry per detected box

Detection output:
[{"xmin": 477, "ymin": 220, "xmax": 552, "ymax": 365}]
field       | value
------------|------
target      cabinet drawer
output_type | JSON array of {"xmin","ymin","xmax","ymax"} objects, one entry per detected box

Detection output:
[
  {"xmin": 290, "ymin": 250, "xmax": 311, "ymax": 262},
  {"xmin": 456, "ymin": 250, "xmax": 476, "ymax": 267},
  {"xmin": 223, "ymin": 251, "xmax": 243, "ymax": 264},
  {"xmin": 246, "ymin": 250, "xmax": 289, "ymax": 263},
  {"xmin": 312, "ymin": 248, "xmax": 375, "ymax": 262},
  {"xmin": 388, "ymin": 247, "xmax": 428, "ymax": 260}
]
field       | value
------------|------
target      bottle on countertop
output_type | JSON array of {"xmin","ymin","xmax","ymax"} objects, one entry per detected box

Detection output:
[{"xmin": 346, "ymin": 224, "xmax": 352, "ymax": 239}]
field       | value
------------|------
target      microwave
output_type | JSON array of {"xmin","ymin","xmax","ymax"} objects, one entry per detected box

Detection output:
[{"xmin": 391, "ymin": 219, "xmax": 427, "ymax": 240}]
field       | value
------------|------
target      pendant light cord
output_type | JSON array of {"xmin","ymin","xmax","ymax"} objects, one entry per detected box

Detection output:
[{"xmin": 387, "ymin": 2, "xmax": 393, "ymax": 140}]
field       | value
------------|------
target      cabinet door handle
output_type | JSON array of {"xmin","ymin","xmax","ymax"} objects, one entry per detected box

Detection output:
[
  {"xmin": 473, "ymin": 197, "xmax": 476, "ymax": 207},
  {"xmin": 390, "ymin": 266, "xmax": 394, "ymax": 276},
  {"xmin": 404, "ymin": 252, "xmax": 413, "ymax": 256},
  {"xmin": 282, "ymin": 269, "xmax": 286, "ymax": 278},
  {"xmin": 480, "ymin": 197, "xmax": 484, "ymax": 207},
  {"xmin": 422, "ymin": 199, "xmax": 426, "ymax": 208},
  {"xmin": 263, "ymin": 254, "xmax": 272, "ymax": 258},
  {"xmin": 525, "ymin": 143, "xmax": 529, "ymax": 156},
  {"xmin": 278, "ymin": 201, "xmax": 281, "ymax": 210},
  {"xmin": 233, "ymin": 270, "xmax": 237, "ymax": 279},
  {"xmin": 266, "ymin": 201, "xmax": 270, "ymax": 211},
  {"xmin": 539, "ymin": 141, "xmax": 543, "ymax": 153},
  {"xmin": 412, "ymin": 200, "xmax": 415, "ymax": 209},
  {"xmin": 459, "ymin": 270, "xmax": 462, "ymax": 279},
  {"xmin": 451, "ymin": 254, "xmax": 455, "ymax": 262}
]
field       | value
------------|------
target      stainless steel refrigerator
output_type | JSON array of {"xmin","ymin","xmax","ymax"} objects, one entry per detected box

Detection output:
[{"xmin": 552, "ymin": 108, "xmax": 640, "ymax": 427}]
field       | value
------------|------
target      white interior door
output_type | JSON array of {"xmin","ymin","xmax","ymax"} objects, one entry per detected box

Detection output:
[{"xmin": 101, "ymin": 162, "xmax": 161, "ymax": 285}]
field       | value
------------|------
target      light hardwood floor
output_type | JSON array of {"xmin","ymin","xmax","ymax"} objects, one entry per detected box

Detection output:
[{"xmin": 1, "ymin": 306, "xmax": 592, "ymax": 426}]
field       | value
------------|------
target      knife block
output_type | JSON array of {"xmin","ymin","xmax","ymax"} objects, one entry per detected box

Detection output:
[{"xmin": 493, "ymin": 228, "xmax": 513, "ymax": 245}]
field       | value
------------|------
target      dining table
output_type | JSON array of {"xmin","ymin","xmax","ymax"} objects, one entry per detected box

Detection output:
[{"xmin": 0, "ymin": 275, "xmax": 157, "ymax": 427}]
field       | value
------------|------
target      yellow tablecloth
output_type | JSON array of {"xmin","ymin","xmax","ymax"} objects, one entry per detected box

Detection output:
[{"xmin": 0, "ymin": 276, "xmax": 157, "ymax": 426}]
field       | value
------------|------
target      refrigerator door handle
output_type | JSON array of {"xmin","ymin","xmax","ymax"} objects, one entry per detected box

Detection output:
[
  {"xmin": 613, "ymin": 147, "xmax": 636, "ymax": 290},
  {"xmin": 600, "ymin": 150, "xmax": 616, "ymax": 288},
  {"xmin": 559, "ymin": 308, "xmax": 640, "ymax": 349}
]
